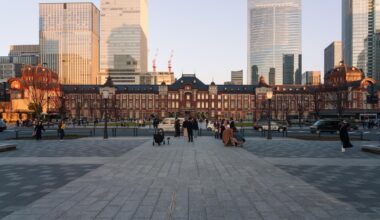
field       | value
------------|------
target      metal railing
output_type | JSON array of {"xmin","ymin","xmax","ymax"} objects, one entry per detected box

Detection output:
[{"xmin": 7, "ymin": 127, "xmax": 366, "ymax": 141}]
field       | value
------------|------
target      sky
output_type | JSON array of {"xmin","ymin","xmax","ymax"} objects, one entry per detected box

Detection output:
[{"xmin": 0, "ymin": 0, "xmax": 341, "ymax": 84}]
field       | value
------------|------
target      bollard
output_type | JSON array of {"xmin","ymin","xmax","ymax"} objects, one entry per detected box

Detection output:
[
  {"xmin": 360, "ymin": 131, "xmax": 363, "ymax": 140},
  {"xmin": 15, "ymin": 130, "xmax": 19, "ymax": 140}
]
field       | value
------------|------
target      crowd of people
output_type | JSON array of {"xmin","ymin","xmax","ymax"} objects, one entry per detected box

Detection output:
[
  {"xmin": 173, "ymin": 117, "xmax": 199, "ymax": 142},
  {"xmin": 212, "ymin": 118, "xmax": 245, "ymax": 147}
]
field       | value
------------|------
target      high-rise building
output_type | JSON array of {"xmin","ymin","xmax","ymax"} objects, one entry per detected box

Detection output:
[
  {"xmin": 269, "ymin": 68, "xmax": 275, "ymax": 85},
  {"xmin": 231, "ymin": 70, "xmax": 243, "ymax": 85},
  {"xmin": 324, "ymin": 41, "xmax": 342, "ymax": 75},
  {"xmin": 39, "ymin": 3, "xmax": 100, "ymax": 85},
  {"xmin": 0, "ymin": 63, "xmax": 22, "ymax": 82},
  {"xmin": 302, "ymin": 71, "xmax": 321, "ymax": 85},
  {"xmin": 251, "ymin": 65, "xmax": 259, "ymax": 85},
  {"xmin": 248, "ymin": 0, "xmax": 302, "ymax": 85},
  {"xmin": 9, "ymin": 45, "xmax": 39, "ymax": 57},
  {"xmin": 100, "ymin": 0, "xmax": 148, "ymax": 82},
  {"xmin": 7, "ymin": 45, "xmax": 40, "ymax": 66},
  {"xmin": 283, "ymin": 54, "xmax": 302, "ymax": 85},
  {"xmin": 342, "ymin": 0, "xmax": 380, "ymax": 82}
]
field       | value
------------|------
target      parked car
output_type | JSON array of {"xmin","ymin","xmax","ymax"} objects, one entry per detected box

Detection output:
[
  {"xmin": 310, "ymin": 119, "xmax": 358, "ymax": 134},
  {"xmin": 0, "ymin": 119, "xmax": 7, "ymax": 132},
  {"xmin": 158, "ymin": 117, "xmax": 185, "ymax": 132},
  {"xmin": 254, "ymin": 120, "xmax": 287, "ymax": 132}
]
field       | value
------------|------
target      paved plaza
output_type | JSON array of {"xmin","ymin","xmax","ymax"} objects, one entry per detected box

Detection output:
[{"xmin": 0, "ymin": 136, "xmax": 378, "ymax": 219}]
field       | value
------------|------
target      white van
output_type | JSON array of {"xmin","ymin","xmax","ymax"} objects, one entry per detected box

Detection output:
[{"xmin": 158, "ymin": 118, "xmax": 185, "ymax": 132}]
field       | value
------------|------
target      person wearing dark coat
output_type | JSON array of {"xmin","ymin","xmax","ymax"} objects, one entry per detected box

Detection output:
[
  {"xmin": 174, "ymin": 118, "xmax": 181, "ymax": 137},
  {"xmin": 230, "ymin": 118, "xmax": 235, "ymax": 129},
  {"xmin": 192, "ymin": 118, "xmax": 199, "ymax": 138},
  {"xmin": 153, "ymin": 117, "xmax": 159, "ymax": 129},
  {"xmin": 183, "ymin": 118, "xmax": 194, "ymax": 142},
  {"xmin": 34, "ymin": 121, "xmax": 45, "ymax": 140},
  {"xmin": 220, "ymin": 120, "xmax": 226, "ymax": 139},
  {"xmin": 339, "ymin": 120, "xmax": 353, "ymax": 152}
]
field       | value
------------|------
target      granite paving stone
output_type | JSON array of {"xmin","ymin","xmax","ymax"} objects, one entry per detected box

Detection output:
[{"xmin": 3, "ymin": 137, "xmax": 373, "ymax": 220}]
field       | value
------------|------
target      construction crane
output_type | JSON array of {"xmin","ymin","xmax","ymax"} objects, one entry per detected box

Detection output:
[
  {"xmin": 168, "ymin": 50, "xmax": 174, "ymax": 73},
  {"xmin": 152, "ymin": 48, "xmax": 159, "ymax": 72}
]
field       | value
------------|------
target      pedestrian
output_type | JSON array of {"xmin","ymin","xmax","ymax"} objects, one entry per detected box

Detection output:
[
  {"xmin": 174, "ymin": 118, "xmax": 181, "ymax": 137},
  {"xmin": 183, "ymin": 117, "xmax": 193, "ymax": 142},
  {"xmin": 16, "ymin": 119, "xmax": 20, "ymax": 127},
  {"xmin": 192, "ymin": 118, "xmax": 199, "ymax": 138},
  {"xmin": 58, "ymin": 120, "xmax": 65, "ymax": 141},
  {"xmin": 153, "ymin": 117, "xmax": 159, "ymax": 129},
  {"xmin": 230, "ymin": 117, "xmax": 235, "ymax": 130},
  {"xmin": 339, "ymin": 120, "xmax": 353, "ymax": 152},
  {"xmin": 220, "ymin": 119, "xmax": 227, "ymax": 139},
  {"xmin": 214, "ymin": 121, "xmax": 220, "ymax": 139},
  {"xmin": 34, "ymin": 121, "xmax": 45, "ymax": 140}
]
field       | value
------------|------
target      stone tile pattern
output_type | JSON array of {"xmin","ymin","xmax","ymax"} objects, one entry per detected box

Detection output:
[
  {"xmin": 0, "ymin": 139, "xmax": 147, "ymax": 158},
  {"xmin": 245, "ymin": 139, "xmax": 379, "ymax": 159},
  {"xmin": 0, "ymin": 164, "xmax": 100, "ymax": 219},
  {"xmin": 4, "ymin": 137, "xmax": 369, "ymax": 220},
  {"xmin": 277, "ymin": 165, "xmax": 380, "ymax": 218}
]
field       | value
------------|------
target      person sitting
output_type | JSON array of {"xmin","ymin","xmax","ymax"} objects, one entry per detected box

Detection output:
[
  {"xmin": 222, "ymin": 125, "xmax": 234, "ymax": 146},
  {"xmin": 232, "ymin": 127, "xmax": 245, "ymax": 147}
]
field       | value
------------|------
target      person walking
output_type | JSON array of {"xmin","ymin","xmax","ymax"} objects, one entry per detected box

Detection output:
[
  {"xmin": 153, "ymin": 117, "xmax": 159, "ymax": 129},
  {"xmin": 192, "ymin": 118, "xmax": 199, "ymax": 138},
  {"xmin": 58, "ymin": 120, "xmax": 65, "ymax": 141},
  {"xmin": 340, "ymin": 120, "xmax": 353, "ymax": 152},
  {"xmin": 174, "ymin": 118, "xmax": 181, "ymax": 137},
  {"xmin": 183, "ymin": 118, "xmax": 194, "ymax": 142},
  {"xmin": 34, "ymin": 121, "xmax": 45, "ymax": 140}
]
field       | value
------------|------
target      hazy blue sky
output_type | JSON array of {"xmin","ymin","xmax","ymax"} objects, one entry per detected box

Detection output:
[{"xmin": 0, "ymin": 0, "xmax": 341, "ymax": 84}]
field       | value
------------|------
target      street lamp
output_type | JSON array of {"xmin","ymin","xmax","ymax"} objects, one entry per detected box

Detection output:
[
  {"xmin": 99, "ymin": 77, "xmax": 116, "ymax": 140},
  {"xmin": 266, "ymin": 90, "xmax": 273, "ymax": 140}
]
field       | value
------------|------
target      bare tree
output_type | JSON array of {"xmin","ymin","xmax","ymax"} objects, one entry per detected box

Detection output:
[
  {"xmin": 310, "ymin": 85, "xmax": 324, "ymax": 120},
  {"xmin": 325, "ymin": 84, "xmax": 349, "ymax": 119},
  {"xmin": 22, "ymin": 65, "xmax": 60, "ymax": 120}
]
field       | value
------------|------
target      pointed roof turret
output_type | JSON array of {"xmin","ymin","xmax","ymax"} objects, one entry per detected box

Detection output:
[{"xmin": 103, "ymin": 76, "xmax": 114, "ymax": 87}]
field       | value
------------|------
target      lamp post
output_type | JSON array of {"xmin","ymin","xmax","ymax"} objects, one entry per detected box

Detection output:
[
  {"xmin": 100, "ymin": 77, "xmax": 116, "ymax": 140},
  {"xmin": 266, "ymin": 90, "xmax": 273, "ymax": 140}
]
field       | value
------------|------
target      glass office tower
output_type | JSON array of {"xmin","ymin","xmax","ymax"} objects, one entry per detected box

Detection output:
[
  {"xmin": 248, "ymin": 0, "xmax": 302, "ymax": 85},
  {"xmin": 100, "ymin": 0, "xmax": 148, "ymax": 80},
  {"xmin": 39, "ymin": 3, "xmax": 100, "ymax": 85},
  {"xmin": 342, "ymin": 0, "xmax": 380, "ymax": 81}
]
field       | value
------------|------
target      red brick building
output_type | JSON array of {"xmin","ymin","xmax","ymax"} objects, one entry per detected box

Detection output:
[{"xmin": 3, "ymin": 64, "xmax": 379, "ymax": 122}]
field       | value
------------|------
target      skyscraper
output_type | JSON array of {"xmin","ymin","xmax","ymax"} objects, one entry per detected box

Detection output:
[
  {"xmin": 302, "ymin": 71, "xmax": 321, "ymax": 85},
  {"xmin": 269, "ymin": 68, "xmax": 275, "ymax": 85},
  {"xmin": 39, "ymin": 3, "xmax": 100, "ymax": 85},
  {"xmin": 248, "ymin": 0, "xmax": 302, "ymax": 85},
  {"xmin": 231, "ymin": 70, "xmax": 243, "ymax": 85},
  {"xmin": 251, "ymin": 65, "xmax": 259, "ymax": 85},
  {"xmin": 282, "ymin": 54, "xmax": 302, "ymax": 85},
  {"xmin": 324, "ymin": 41, "xmax": 342, "ymax": 75},
  {"xmin": 100, "ymin": 0, "xmax": 148, "ymax": 83},
  {"xmin": 342, "ymin": 0, "xmax": 380, "ymax": 81}
]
